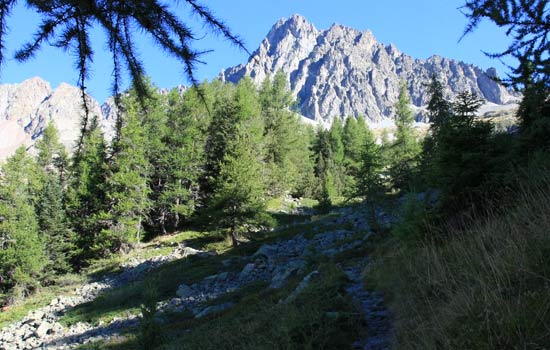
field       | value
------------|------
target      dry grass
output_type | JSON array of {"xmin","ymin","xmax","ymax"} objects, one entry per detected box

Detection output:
[{"xmin": 368, "ymin": 180, "xmax": 550, "ymax": 349}]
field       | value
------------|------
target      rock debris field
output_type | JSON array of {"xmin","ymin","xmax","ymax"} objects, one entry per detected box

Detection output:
[{"xmin": 0, "ymin": 208, "xmax": 393, "ymax": 350}]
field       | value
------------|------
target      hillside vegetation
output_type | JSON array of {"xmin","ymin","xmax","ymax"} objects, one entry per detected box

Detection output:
[{"xmin": 2, "ymin": 1, "xmax": 550, "ymax": 349}]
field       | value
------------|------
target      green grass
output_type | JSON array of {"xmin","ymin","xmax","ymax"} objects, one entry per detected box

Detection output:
[
  {"xmin": 0, "ymin": 273, "xmax": 85, "ymax": 329},
  {"xmin": 60, "ymin": 253, "xmax": 234, "ymax": 326},
  {"xmin": 5, "ymin": 196, "xmax": 364, "ymax": 350},
  {"xmin": 58, "ymin": 201, "xmax": 366, "ymax": 333},
  {"xmin": 367, "ymin": 180, "xmax": 550, "ymax": 349},
  {"xmin": 80, "ymin": 264, "xmax": 363, "ymax": 350}
]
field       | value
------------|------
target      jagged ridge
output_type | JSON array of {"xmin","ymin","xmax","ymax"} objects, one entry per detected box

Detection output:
[
  {"xmin": 0, "ymin": 77, "xmax": 115, "ymax": 161},
  {"xmin": 222, "ymin": 14, "xmax": 518, "ymax": 123}
]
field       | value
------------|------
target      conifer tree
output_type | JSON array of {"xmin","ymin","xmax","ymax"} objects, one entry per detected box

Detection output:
[
  {"xmin": 35, "ymin": 123, "xmax": 74, "ymax": 274},
  {"xmin": 66, "ymin": 116, "xmax": 108, "ymax": 262},
  {"xmin": 328, "ymin": 118, "xmax": 346, "ymax": 196},
  {"xmin": 0, "ymin": 148, "xmax": 45, "ymax": 300},
  {"xmin": 202, "ymin": 83, "xmax": 239, "ymax": 200},
  {"xmin": 260, "ymin": 71, "xmax": 308, "ymax": 195},
  {"xmin": 354, "ymin": 128, "xmax": 384, "ymax": 200},
  {"xmin": 313, "ymin": 129, "xmax": 337, "ymax": 211},
  {"xmin": 429, "ymin": 91, "xmax": 493, "ymax": 210},
  {"xmin": 123, "ymin": 79, "xmax": 172, "ymax": 237},
  {"xmin": 388, "ymin": 82, "xmax": 421, "ymax": 190},
  {"xmin": 208, "ymin": 128, "xmax": 270, "ymax": 246},
  {"xmin": 205, "ymin": 78, "xmax": 269, "ymax": 246},
  {"xmin": 426, "ymin": 74, "xmax": 453, "ymax": 133},
  {"xmin": 354, "ymin": 127, "xmax": 386, "ymax": 228},
  {"xmin": 421, "ymin": 75, "xmax": 452, "ymax": 184},
  {"xmin": 102, "ymin": 92, "xmax": 152, "ymax": 250},
  {"xmin": 157, "ymin": 85, "xmax": 210, "ymax": 232},
  {"xmin": 291, "ymin": 125, "xmax": 316, "ymax": 197},
  {"xmin": 342, "ymin": 115, "xmax": 369, "ymax": 194}
]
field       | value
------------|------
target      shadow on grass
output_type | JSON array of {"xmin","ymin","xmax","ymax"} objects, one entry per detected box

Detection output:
[
  {"xmin": 60, "ymin": 205, "xmax": 367, "ymax": 340},
  {"xmin": 72, "ymin": 264, "xmax": 364, "ymax": 350},
  {"xmin": 60, "ymin": 211, "xmax": 314, "ymax": 327}
]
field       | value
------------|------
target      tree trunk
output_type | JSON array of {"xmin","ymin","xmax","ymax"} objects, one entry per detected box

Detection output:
[
  {"xmin": 160, "ymin": 210, "xmax": 167, "ymax": 235},
  {"xmin": 175, "ymin": 189, "xmax": 181, "ymax": 228},
  {"xmin": 137, "ymin": 216, "xmax": 142, "ymax": 242},
  {"xmin": 229, "ymin": 230, "xmax": 239, "ymax": 247}
]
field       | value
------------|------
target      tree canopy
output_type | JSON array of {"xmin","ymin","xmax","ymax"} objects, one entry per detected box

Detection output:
[
  {"xmin": 462, "ymin": 0, "xmax": 550, "ymax": 86},
  {"xmin": 0, "ymin": 0, "xmax": 246, "ymax": 96}
]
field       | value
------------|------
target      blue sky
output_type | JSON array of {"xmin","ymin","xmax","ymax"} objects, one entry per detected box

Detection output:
[{"xmin": 0, "ymin": 0, "xmax": 513, "ymax": 102}]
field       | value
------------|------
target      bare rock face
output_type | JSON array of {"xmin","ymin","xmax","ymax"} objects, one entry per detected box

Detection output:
[
  {"xmin": 0, "ymin": 77, "xmax": 115, "ymax": 161},
  {"xmin": 222, "ymin": 14, "xmax": 519, "ymax": 123}
]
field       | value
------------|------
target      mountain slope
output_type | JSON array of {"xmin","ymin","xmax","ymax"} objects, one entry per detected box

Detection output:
[
  {"xmin": 0, "ymin": 77, "xmax": 115, "ymax": 161},
  {"xmin": 222, "ymin": 14, "xmax": 518, "ymax": 123}
]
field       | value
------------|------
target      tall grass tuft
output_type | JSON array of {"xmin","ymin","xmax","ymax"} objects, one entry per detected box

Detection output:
[
  {"xmin": 140, "ymin": 280, "xmax": 163, "ymax": 350},
  {"xmin": 368, "ymin": 177, "xmax": 550, "ymax": 349}
]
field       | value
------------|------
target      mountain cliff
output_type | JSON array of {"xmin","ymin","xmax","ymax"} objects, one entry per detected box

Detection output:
[
  {"xmin": 221, "ymin": 14, "xmax": 518, "ymax": 123},
  {"xmin": 0, "ymin": 15, "xmax": 520, "ymax": 161},
  {"xmin": 0, "ymin": 77, "xmax": 115, "ymax": 161}
]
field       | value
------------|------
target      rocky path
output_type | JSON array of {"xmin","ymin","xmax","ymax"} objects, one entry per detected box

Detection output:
[
  {"xmin": 0, "ymin": 207, "xmax": 393, "ymax": 350},
  {"xmin": 344, "ymin": 262, "xmax": 393, "ymax": 350}
]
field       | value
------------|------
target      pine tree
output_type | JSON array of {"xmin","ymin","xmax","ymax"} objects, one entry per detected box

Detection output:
[
  {"xmin": 202, "ymin": 82, "xmax": 239, "ymax": 200},
  {"xmin": 426, "ymin": 74, "xmax": 452, "ymax": 133},
  {"xmin": 205, "ymin": 78, "xmax": 269, "ymax": 246},
  {"xmin": 421, "ymin": 75, "xmax": 452, "ymax": 184},
  {"xmin": 0, "ymin": 148, "xmax": 46, "ymax": 300},
  {"xmin": 313, "ymin": 129, "xmax": 337, "ymax": 211},
  {"xmin": 354, "ymin": 128, "xmax": 386, "ymax": 229},
  {"xmin": 208, "ymin": 128, "xmax": 270, "ymax": 246},
  {"xmin": 290, "ymin": 125, "xmax": 316, "ymax": 197},
  {"xmin": 34, "ymin": 123, "xmax": 74, "ymax": 274},
  {"xmin": 388, "ymin": 82, "xmax": 421, "ymax": 190},
  {"xmin": 124, "ymin": 79, "xmax": 172, "ymax": 237},
  {"xmin": 429, "ymin": 91, "xmax": 493, "ymax": 211},
  {"xmin": 354, "ymin": 128, "xmax": 384, "ymax": 200},
  {"xmin": 66, "ymin": 116, "xmax": 108, "ymax": 263},
  {"xmin": 343, "ymin": 115, "xmax": 369, "ymax": 194},
  {"xmin": 102, "ymin": 91, "xmax": 152, "ymax": 250},
  {"xmin": 259, "ymin": 71, "xmax": 309, "ymax": 195},
  {"xmin": 328, "ymin": 118, "xmax": 346, "ymax": 196},
  {"xmin": 157, "ymin": 85, "xmax": 210, "ymax": 232}
]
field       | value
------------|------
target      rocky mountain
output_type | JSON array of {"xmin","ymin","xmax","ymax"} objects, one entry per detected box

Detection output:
[
  {"xmin": 0, "ymin": 15, "xmax": 520, "ymax": 161},
  {"xmin": 0, "ymin": 77, "xmax": 115, "ymax": 161},
  {"xmin": 222, "ymin": 14, "xmax": 519, "ymax": 123}
]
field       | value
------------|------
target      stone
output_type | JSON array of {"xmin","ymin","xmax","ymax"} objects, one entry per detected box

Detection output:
[
  {"xmin": 252, "ymin": 244, "xmax": 278, "ymax": 261},
  {"xmin": 194, "ymin": 302, "xmax": 235, "ymax": 318},
  {"xmin": 51, "ymin": 322, "xmax": 64, "ymax": 334},
  {"xmin": 34, "ymin": 321, "xmax": 52, "ymax": 338},
  {"xmin": 22, "ymin": 310, "xmax": 45, "ymax": 325},
  {"xmin": 269, "ymin": 259, "xmax": 306, "ymax": 289},
  {"xmin": 222, "ymin": 14, "xmax": 520, "ymax": 125},
  {"xmin": 282, "ymin": 270, "xmax": 320, "ymax": 304},
  {"xmin": 176, "ymin": 283, "xmax": 194, "ymax": 298},
  {"xmin": 238, "ymin": 263, "xmax": 256, "ymax": 280}
]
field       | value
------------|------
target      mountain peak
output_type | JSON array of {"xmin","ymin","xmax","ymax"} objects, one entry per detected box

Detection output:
[
  {"xmin": 276, "ymin": 14, "xmax": 313, "ymax": 29},
  {"xmin": 223, "ymin": 14, "xmax": 518, "ymax": 123},
  {"xmin": 267, "ymin": 13, "xmax": 318, "ymax": 44},
  {"xmin": 0, "ymin": 78, "xmax": 115, "ymax": 161}
]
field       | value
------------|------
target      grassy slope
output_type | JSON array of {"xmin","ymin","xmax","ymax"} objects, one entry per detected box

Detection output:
[
  {"xmin": 76, "ymin": 264, "xmax": 362, "ymax": 350},
  {"xmin": 368, "ymin": 180, "xmax": 550, "ymax": 349},
  {"xmin": 0, "ymin": 196, "xmax": 365, "ymax": 350}
]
